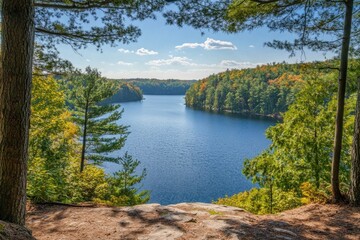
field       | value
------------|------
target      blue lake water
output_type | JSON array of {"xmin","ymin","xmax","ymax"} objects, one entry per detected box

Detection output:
[{"xmin": 103, "ymin": 95, "xmax": 275, "ymax": 205}]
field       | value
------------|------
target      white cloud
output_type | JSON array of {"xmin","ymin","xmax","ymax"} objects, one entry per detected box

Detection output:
[
  {"xmin": 86, "ymin": 59, "xmax": 90, "ymax": 62},
  {"xmin": 220, "ymin": 60, "xmax": 261, "ymax": 68},
  {"xmin": 175, "ymin": 38, "xmax": 237, "ymax": 51},
  {"xmin": 204, "ymin": 38, "xmax": 237, "ymax": 50},
  {"xmin": 249, "ymin": 45, "xmax": 255, "ymax": 48},
  {"xmin": 118, "ymin": 47, "xmax": 158, "ymax": 56},
  {"xmin": 175, "ymin": 42, "xmax": 204, "ymax": 50},
  {"xmin": 136, "ymin": 48, "xmax": 158, "ymax": 56},
  {"xmin": 117, "ymin": 61, "xmax": 134, "ymax": 66},
  {"xmin": 118, "ymin": 48, "xmax": 134, "ymax": 54},
  {"xmin": 146, "ymin": 56, "xmax": 196, "ymax": 66}
]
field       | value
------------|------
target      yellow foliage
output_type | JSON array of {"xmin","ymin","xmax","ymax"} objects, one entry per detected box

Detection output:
[
  {"xmin": 268, "ymin": 73, "xmax": 304, "ymax": 87},
  {"xmin": 300, "ymin": 182, "xmax": 329, "ymax": 204}
]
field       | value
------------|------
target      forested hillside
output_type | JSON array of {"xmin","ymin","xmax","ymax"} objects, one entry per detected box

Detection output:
[
  {"xmin": 103, "ymin": 82, "xmax": 143, "ymax": 103},
  {"xmin": 185, "ymin": 62, "xmax": 315, "ymax": 117},
  {"xmin": 118, "ymin": 79, "xmax": 195, "ymax": 95}
]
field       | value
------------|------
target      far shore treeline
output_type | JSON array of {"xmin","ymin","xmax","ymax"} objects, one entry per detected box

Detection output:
[
  {"xmin": 185, "ymin": 61, "xmax": 342, "ymax": 119},
  {"xmin": 104, "ymin": 78, "xmax": 196, "ymax": 104},
  {"xmin": 114, "ymin": 78, "xmax": 196, "ymax": 95}
]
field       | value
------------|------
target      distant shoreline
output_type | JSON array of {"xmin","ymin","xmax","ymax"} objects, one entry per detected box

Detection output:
[{"xmin": 186, "ymin": 106, "xmax": 282, "ymax": 121}]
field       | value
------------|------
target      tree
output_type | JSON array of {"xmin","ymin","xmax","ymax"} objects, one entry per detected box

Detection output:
[
  {"xmin": 0, "ymin": 0, "xmax": 166, "ymax": 224},
  {"xmin": 0, "ymin": 0, "xmax": 35, "ymax": 226},
  {"xmin": 33, "ymin": 45, "xmax": 74, "ymax": 75},
  {"xmin": 263, "ymin": 74, "xmax": 354, "ymax": 191},
  {"xmin": 350, "ymin": 78, "xmax": 360, "ymax": 205},
  {"xmin": 106, "ymin": 152, "xmax": 150, "ymax": 206},
  {"xmin": 243, "ymin": 72, "xmax": 356, "ymax": 207},
  {"xmin": 28, "ymin": 75, "xmax": 78, "ymax": 203},
  {"xmin": 66, "ymin": 67, "xmax": 128, "ymax": 172},
  {"xmin": 225, "ymin": 92, "xmax": 235, "ymax": 112},
  {"xmin": 164, "ymin": 0, "xmax": 360, "ymax": 203}
]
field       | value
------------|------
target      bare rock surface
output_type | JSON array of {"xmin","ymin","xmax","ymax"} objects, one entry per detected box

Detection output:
[{"xmin": 26, "ymin": 203, "xmax": 360, "ymax": 240}]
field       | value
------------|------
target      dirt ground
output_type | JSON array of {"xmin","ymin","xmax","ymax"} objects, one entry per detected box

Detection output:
[{"xmin": 26, "ymin": 202, "xmax": 360, "ymax": 240}]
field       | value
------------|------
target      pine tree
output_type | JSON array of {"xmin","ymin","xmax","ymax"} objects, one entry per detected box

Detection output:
[
  {"xmin": 107, "ymin": 152, "xmax": 150, "ymax": 206},
  {"xmin": 66, "ymin": 67, "xmax": 128, "ymax": 172}
]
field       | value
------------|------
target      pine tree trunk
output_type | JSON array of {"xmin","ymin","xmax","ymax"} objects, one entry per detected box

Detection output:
[
  {"xmin": 0, "ymin": 0, "xmax": 35, "ymax": 225},
  {"xmin": 331, "ymin": 0, "xmax": 353, "ymax": 203},
  {"xmin": 80, "ymin": 101, "xmax": 89, "ymax": 172},
  {"xmin": 350, "ymin": 77, "xmax": 360, "ymax": 206}
]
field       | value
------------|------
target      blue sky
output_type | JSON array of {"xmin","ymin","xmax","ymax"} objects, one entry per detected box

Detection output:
[{"xmin": 57, "ymin": 16, "xmax": 333, "ymax": 80}]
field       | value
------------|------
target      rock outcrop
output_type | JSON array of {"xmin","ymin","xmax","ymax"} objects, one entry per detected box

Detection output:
[{"xmin": 27, "ymin": 202, "xmax": 360, "ymax": 240}]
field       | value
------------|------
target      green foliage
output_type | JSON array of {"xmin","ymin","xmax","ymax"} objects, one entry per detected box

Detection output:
[
  {"xmin": 67, "ymin": 165, "xmax": 107, "ymax": 202},
  {"xmin": 35, "ymin": 0, "xmax": 167, "ymax": 50},
  {"xmin": 94, "ymin": 152, "xmax": 150, "ymax": 206},
  {"xmin": 185, "ymin": 63, "xmax": 306, "ymax": 116},
  {"xmin": 40, "ymin": 153, "xmax": 150, "ymax": 205},
  {"xmin": 300, "ymin": 182, "xmax": 329, "ymax": 205},
  {"xmin": 102, "ymin": 82, "xmax": 143, "ymax": 103},
  {"xmin": 118, "ymin": 78, "xmax": 196, "ymax": 95},
  {"xmin": 216, "ymin": 187, "xmax": 301, "ymax": 214},
  {"xmin": 225, "ymin": 0, "xmax": 360, "ymax": 54},
  {"xmin": 34, "ymin": 45, "xmax": 74, "ymax": 74},
  {"xmin": 28, "ymin": 72, "xmax": 149, "ymax": 206},
  {"xmin": 238, "ymin": 70, "xmax": 357, "ymax": 209},
  {"xmin": 165, "ymin": 1, "xmax": 360, "ymax": 54},
  {"xmin": 216, "ymin": 65, "xmax": 359, "ymax": 213},
  {"xmin": 165, "ymin": 0, "xmax": 360, "ymax": 204},
  {"xmin": 28, "ymin": 75, "xmax": 79, "ymax": 203},
  {"xmin": 215, "ymin": 183, "xmax": 329, "ymax": 215},
  {"xmin": 65, "ymin": 67, "xmax": 129, "ymax": 169},
  {"xmin": 208, "ymin": 210, "xmax": 223, "ymax": 215},
  {"xmin": 268, "ymin": 73, "xmax": 354, "ymax": 191}
]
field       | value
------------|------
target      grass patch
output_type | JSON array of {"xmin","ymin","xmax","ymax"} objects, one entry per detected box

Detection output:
[{"xmin": 208, "ymin": 209, "xmax": 223, "ymax": 215}]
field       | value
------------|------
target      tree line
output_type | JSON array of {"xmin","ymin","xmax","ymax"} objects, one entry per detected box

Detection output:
[
  {"xmin": 120, "ymin": 78, "xmax": 196, "ymax": 95},
  {"xmin": 102, "ymin": 82, "xmax": 143, "ymax": 104},
  {"xmin": 103, "ymin": 78, "xmax": 195, "ymax": 103},
  {"xmin": 185, "ymin": 62, "xmax": 309, "ymax": 118}
]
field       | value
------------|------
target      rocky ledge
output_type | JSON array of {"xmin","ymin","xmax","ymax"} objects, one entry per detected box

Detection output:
[{"xmin": 26, "ymin": 202, "xmax": 359, "ymax": 240}]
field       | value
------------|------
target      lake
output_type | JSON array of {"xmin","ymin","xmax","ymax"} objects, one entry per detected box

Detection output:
[{"xmin": 103, "ymin": 95, "xmax": 275, "ymax": 205}]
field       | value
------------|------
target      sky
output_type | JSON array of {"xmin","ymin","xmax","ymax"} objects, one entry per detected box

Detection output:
[{"xmin": 57, "ymin": 15, "xmax": 333, "ymax": 80}]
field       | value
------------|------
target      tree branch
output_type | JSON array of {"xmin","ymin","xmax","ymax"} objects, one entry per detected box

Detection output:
[
  {"xmin": 251, "ymin": 0, "xmax": 279, "ymax": 3},
  {"xmin": 34, "ymin": 0, "xmax": 122, "ymax": 10}
]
